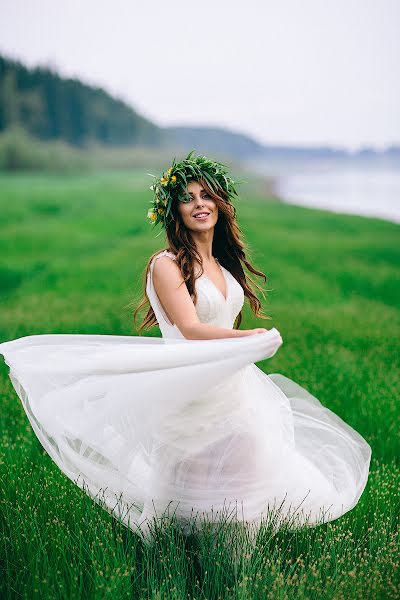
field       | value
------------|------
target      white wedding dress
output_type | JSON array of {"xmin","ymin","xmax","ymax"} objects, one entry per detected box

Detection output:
[{"xmin": 0, "ymin": 250, "xmax": 371, "ymax": 542}]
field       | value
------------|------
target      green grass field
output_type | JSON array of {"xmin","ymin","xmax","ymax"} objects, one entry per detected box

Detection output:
[{"xmin": 0, "ymin": 169, "xmax": 399, "ymax": 599}]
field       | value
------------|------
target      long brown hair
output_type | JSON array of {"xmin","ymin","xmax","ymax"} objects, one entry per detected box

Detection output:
[{"xmin": 132, "ymin": 177, "xmax": 271, "ymax": 332}]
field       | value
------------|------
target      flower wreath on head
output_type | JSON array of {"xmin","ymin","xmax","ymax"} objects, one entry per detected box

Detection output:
[{"xmin": 147, "ymin": 150, "xmax": 242, "ymax": 232}]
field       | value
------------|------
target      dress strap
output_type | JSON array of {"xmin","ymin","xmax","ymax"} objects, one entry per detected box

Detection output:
[{"xmin": 153, "ymin": 250, "xmax": 177, "ymax": 263}]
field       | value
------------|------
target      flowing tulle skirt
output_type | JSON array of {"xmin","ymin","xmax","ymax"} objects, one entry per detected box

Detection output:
[{"xmin": 0, "ymin": 330, "xmax": 371, "ymax": 542}]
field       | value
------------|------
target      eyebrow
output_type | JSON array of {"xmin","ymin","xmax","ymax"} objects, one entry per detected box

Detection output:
[{"xmin": 188, "ymin": 188, "xmax": 206, "ymax": 195}]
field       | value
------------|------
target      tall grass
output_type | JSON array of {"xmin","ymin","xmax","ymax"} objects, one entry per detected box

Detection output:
[
  {"xmin": 0, "ymin": 169, "xmax": 399, "ymax": 599},
  {"xmin": 0, "ymin": 127, "xmax": 178, "ymax": 172}
]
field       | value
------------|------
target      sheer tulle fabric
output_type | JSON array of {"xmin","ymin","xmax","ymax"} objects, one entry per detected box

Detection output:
[{"xmin": 0, "ymin": 250, "xmax": 371, "ymax": 541}]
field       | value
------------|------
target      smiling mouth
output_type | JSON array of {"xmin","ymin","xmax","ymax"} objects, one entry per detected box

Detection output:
[{"xmin": 193, "ymin": 212, "xmax": 210, "ymax": 219}]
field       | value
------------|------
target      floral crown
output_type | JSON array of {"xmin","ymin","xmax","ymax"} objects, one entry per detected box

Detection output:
[{"xmin": 147, "ymin": 150, "xmax": 241, "ymax": 230}]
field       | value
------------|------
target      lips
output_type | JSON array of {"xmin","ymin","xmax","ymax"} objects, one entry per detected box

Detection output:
[{"xmin": 193, "ymin": 212, "xmax": 210, "ymax": 219}]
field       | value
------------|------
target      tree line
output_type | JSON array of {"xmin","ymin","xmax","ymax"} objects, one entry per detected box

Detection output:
[{"xmin": 0, "ymin": 54, "xmax": 163, "ymax": 148}]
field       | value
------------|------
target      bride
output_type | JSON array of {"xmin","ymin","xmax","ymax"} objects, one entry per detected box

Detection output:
[{"xmin": 0, "ymin": 151, "xmax": 371, "ymax": 544}]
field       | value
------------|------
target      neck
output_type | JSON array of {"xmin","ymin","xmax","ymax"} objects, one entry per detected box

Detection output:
[{"xmin": 190, "ymin": 229, "xmax": 215, "ymax": 262}]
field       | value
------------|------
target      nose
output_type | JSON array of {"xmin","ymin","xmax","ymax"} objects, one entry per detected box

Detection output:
[{"xmin": 195, "ymin": 196, "xmax": 205, "ymax": 207}]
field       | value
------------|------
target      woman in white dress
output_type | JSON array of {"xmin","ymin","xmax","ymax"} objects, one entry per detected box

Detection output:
[{"xmin": 0, "ymin": 151, "xmax": 371, "ymax": 545}]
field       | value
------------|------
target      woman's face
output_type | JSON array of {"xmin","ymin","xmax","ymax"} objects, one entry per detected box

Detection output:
[{"xmin": 177, "ymin": 180, "xmax": 218, "ymax": 232}]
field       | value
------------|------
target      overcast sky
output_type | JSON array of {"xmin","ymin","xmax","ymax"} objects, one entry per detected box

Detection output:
[{"xmin": 1, "ymin": 0, "xmax": 399, "ymax": 150}]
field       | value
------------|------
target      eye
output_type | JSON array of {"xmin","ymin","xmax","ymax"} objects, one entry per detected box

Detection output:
[{"xmin": 180, "ymin": 192, "xmax": 211, "ymax": 203}]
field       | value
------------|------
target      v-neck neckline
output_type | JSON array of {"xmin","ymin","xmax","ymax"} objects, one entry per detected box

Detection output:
[{"xmin": 198, "ymin": 258, "xmax": 229, "ymax": 302}]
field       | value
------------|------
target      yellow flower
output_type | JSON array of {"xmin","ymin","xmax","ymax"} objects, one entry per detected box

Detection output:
[
  {"xmin": 170, "ymin": 175, "xmax": 177, "ymax": 184},
  {"xmin": 147, "ymin": 209, "xmax": 157, "ymax": 222},
  {"xmin": 167, "ymin": 167, "xmax": 172, "ymax": 173},
  {"xmin": 160, "ymin": 176, "xmax": 168, "ymax": 186},
  {"xmin": 157, "ymin": 207, "xmax": 165, "ymax": 214}
]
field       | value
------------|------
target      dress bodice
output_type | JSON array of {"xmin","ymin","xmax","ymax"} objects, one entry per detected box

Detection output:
[{"xmin": 146, "ymin": 250, "xmax": 245, "ymax": 339}]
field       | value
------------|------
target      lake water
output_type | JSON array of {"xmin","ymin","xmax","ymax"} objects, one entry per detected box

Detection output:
[{"xmin": 245, "ymin": 157, "xmax": 400, "ymax": 224}]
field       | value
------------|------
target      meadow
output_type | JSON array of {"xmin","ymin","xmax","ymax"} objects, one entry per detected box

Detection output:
[{"xmin": 0, "ymin": 168, "xmax": 398, "ymax": 599}]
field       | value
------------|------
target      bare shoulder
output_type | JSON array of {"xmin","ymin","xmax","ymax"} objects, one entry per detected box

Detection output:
[
  {"xmin": 152, "ymin": 253, "xmax": 182, "ymax": 284},
  {"xmin": 150, "ymin": 252, "xmax": 198, "ymax": 331}
]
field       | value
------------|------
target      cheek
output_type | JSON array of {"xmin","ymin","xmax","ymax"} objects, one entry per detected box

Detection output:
[
  {"xmin": 178, "ymin": 202, "xmax": 189, "ymax": 218},
  {"xmin": 178, "ymin": 203, "xmax": 193, "ymax": 224}
]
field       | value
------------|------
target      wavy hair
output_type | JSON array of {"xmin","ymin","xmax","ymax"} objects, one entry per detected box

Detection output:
[{"xmin": 132, "ymin": 178, "xmax": 271, "ymax": 332}]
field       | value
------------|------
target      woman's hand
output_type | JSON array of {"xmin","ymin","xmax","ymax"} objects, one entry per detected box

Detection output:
[{"xmin": 248, "ymin": 328, "xmax": 268, "ymax": 335}]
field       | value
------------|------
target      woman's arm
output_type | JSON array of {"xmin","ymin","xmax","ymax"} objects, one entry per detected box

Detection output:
[{"xmin": 152, "ymin": 256, "xmax": 267, "ymax": 340}]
